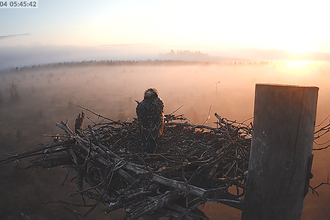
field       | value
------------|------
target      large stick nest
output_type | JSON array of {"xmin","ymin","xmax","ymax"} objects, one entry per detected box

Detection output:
[{"xmin": 1, "ymin": 108, "xmax": 253, "ymax": 219}]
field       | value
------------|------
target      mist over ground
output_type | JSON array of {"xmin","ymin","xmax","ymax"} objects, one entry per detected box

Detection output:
[
  {"xmin": 0, "ymin": 61, "xmax": 329, "ymax": 219},
  {"xmin": 1, "ymin": 45, "xmax": 330, "ymax": 71}
]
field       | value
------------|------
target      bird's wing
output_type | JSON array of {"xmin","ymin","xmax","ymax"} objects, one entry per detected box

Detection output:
[{"xmin": 152, "ymin": 98, "xmax": 164, "ymax": 137}]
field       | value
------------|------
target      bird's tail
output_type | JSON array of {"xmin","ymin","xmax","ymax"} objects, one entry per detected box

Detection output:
[
  {"xmin": 145, "ymin": 136, "xmax": 161, "ymax": 153},
  {"xmin": 145, "ymin": 138, "xmax": 156, "ymax": 153}
]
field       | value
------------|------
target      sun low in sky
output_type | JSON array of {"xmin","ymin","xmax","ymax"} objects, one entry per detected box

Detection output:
[{"xmin": 0, "ymin": 0, "xmax": 330, "ymax": 68}]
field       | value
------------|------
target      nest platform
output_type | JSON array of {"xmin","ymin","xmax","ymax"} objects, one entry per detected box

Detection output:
[{"xmin": 1, "ymin": 109, "xmax": 253, "ymax": 219}]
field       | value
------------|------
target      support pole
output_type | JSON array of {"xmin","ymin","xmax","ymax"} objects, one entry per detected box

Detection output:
[{"xmin": 241, "ymin": 84, "xmax": 318, "ymax": 220}]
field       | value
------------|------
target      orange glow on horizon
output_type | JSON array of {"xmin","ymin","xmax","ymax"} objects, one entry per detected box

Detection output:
[
  {"xmin": 274, "ymin": 61, "xmax": 324, "ymax": 78},
  {"xmin": 285, "ymin": 61, "xmax": 312, "ymax": 69}
]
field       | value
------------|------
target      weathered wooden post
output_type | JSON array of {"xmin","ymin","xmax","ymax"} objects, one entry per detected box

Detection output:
[{"xmin": 241, "ymin": 84, "xmax": 318, "ymax": 220}]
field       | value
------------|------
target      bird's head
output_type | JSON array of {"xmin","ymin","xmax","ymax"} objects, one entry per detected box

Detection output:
[{"xmin": 144, "ymin": 88, "xmax": 159, "ymax": 100}]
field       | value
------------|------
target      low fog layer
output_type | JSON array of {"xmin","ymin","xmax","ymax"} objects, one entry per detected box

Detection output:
[
  {"xmin": 2, "ymin": 45, "xmax": 330, "ymax": 71},
  {"xmin": 0, "ymin": 62, "xmax": 329, "ymax": 219},
  {"xmin": 0, "ymin": 45, "xmax": 158, "ymax": 70}
]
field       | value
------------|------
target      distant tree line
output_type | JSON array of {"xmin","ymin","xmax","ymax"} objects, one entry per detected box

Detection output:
[
  {"xmin": 0, "ymin": 59, "xmax": 272, "ymax": 73},
  {"xmin": 169, "ymin": 50, "xmax": 209, "ymax": 56}
]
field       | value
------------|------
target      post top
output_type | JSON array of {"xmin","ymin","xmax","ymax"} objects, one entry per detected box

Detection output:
[{"xmin": 256, "ymin": 83, "xmax": 319, "ymax": 90}]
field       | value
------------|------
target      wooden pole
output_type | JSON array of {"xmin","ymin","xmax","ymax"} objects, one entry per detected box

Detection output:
[{"xmin": 241, "ymin": 84, "xmax": 318, "ymax": 220}]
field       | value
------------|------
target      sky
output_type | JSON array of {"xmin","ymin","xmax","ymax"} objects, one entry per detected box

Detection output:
[{"xmin": 1, "ymin": 0, "xmax": 330, "ymax": 68}]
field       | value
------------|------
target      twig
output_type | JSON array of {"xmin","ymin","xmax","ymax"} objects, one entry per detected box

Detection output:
[
  {"xmin": 202, "ymin": 105, "xmax": 212, "ymax": 125},
  {"xmin": 169, "ymin": 105, "xmax": 184, "ymax": 115},
  {"xmin": 76, "ymin": 105, "xmax": 120, "ymax": 124}
]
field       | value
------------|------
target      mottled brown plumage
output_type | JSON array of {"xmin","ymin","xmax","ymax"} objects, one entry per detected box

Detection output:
[{"xmin": 136, "ymin": 88, "xmax": 164, "ymax": 153}]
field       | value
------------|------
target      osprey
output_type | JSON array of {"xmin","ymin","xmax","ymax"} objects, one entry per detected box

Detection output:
[{"xmin": 136, "ymin": 88, "xmax": 164, "ymax": 153}]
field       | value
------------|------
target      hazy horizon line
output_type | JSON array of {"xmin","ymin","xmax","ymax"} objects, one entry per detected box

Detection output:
[{"xmin": 0, "ymin": 45, "xmax": 329, "ymax": 71}]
